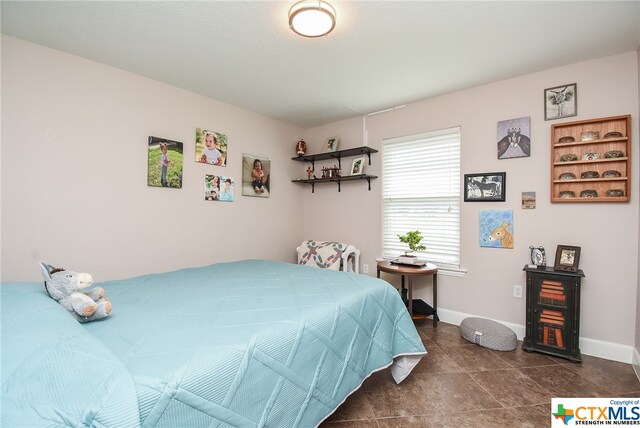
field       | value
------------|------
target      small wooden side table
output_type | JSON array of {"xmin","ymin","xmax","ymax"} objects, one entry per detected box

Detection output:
[{"xmin": 377, "ymin": 260, "xmax": 439, "ymax": 327}]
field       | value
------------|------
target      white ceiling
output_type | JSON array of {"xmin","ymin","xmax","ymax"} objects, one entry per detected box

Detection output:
[{"xmin": 2, "ymin": 1, "xmax": 639, "ymax": 128}]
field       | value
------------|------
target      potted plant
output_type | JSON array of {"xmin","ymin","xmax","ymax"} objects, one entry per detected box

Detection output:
[{"xmin": 397, "ymin": 230, "xmax": 426, "ymax": 264}]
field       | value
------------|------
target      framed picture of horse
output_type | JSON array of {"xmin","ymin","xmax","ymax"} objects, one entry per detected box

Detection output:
[
  {"xmin": 479, "ymin": 210, "xmax": 513, "ymax": 249},
  {"xmin": 464, "ymin": 172, "xmax": 506, "ymax": 202}
]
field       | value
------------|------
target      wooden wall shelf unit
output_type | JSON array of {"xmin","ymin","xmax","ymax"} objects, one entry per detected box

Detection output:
[
  {"xmin": 551, "ymin": 115, "xmax": 631, "ymax": 203},
  {"xmin": 292, "ymin": 146, "xmax": 378, "ymax": 193}
]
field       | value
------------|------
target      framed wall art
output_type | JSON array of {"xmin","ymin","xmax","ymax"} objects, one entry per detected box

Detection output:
[
  {"xmin": 204, "ymin": 174, "xmax": 220, "ymax": 200},
  {"xmin": 196, "ymin": 128, "xmax": 227, "ymax": 166},
  {"xmin": 553, "ymin": 245, "xmax": 581, "ymax": 272},
  {"xmin": 147, "ymin": 136, "xmax": 183, "ymax": 188},
  {"xmin": 325, "ymin": 136, "xmax": 339, "ymax": 152},
  {"xmin": 204, "ymin": 174, "xmax": 234, "ymax": 202},
  {"xmin": 464, "ymin": 172, "xmax": 506, "ymax": 202},
  {"xmin": 242, "ymin": 153, "xmax": 270, "ymax": 197},
  {"xmin": 220, "ymin": 176, "xmax": 235, "ymax": 202},
  {"xmin": 497, "ymin": 116, "xmax": 531, "ymax": 159},
  {"xmin": 479, "ymin": 210, "xmax": 513, "ymax": 249},
  {"xmin": 544, "ymin": 83, "xmax": 577, "ymax": 120},
  {"xmin": 522, "ymin": 192, "xmax": 536, "ymax": 209},
  {"xmin": 350, "ymin": 156, "xmax": 365, "ymax": 175}
]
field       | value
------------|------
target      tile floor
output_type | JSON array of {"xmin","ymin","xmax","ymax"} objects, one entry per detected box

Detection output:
[{"xmin": 321, "ymin": 321, "xmax": 640, "ymax": 427}]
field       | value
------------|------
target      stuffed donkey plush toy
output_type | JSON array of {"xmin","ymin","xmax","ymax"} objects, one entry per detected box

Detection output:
[{"xmin": 39, "ymin": 263, "xmax": 112, "ymax": 322}]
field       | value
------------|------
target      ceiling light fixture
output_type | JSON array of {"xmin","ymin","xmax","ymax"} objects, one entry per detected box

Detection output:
[{"xmin": 289, "ymin": 0, "xmax": 336, "ymax": 38}]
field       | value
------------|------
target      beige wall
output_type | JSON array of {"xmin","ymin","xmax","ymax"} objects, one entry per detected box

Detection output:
[
  {"xmin": 302, "ymin": 51, "xmax": 640, "ymax": 353},
  {"xmin": 636, "ymin": 47, "xmax": 640, "ymax": 370},
  {"xmin": 1, "ymin": 36, "xmax": 304, "ymax": 281},
  {"xmin": 2, "ymin": 35, "xmax": 639, "ymax": 359}
]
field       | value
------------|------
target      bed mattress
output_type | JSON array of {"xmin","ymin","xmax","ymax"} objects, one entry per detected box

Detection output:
[{"xmin": 2, "ymin": 259, "xmax": 426, "ymax": 427}]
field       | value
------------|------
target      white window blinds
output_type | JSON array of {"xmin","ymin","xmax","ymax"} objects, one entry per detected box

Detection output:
[{"xmin": 382, "ymin": 127, "xmax": 461, "ymax": 267}]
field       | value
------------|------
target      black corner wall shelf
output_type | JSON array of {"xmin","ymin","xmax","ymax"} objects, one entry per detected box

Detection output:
[
  {"xmin": 291, "ymin": 146, "xmax": 378, "ymax": 171},
  {"xmin": 291, "ymin": 146, "xmax": 378, "ymax": 193},
  {"xmin": 292, "ymin": 174, "xmax": 378, "ymax": 193}
]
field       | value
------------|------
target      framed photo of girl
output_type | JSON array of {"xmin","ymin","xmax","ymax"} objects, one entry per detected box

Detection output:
[
  {"xmin": 204, "ymin": 174, "xmax": 220, "ymax": 200},
  {"xmin": 147, "ymin": 136, "xmax": 183, "ymax": 188},
  {"xmin": 350, "ymin": 156, "xmax": 365, "ymax": 175},
  {"xmin": 242, "ymin": 153, "xmax": 270, "ymax": 197},
  {"xmin": 195, "ymin": 128, "xmax": 227, "ymax": 166},
  {"xmin": 325, "ymin": 136, "xmax": 339, "ymax": 153}
]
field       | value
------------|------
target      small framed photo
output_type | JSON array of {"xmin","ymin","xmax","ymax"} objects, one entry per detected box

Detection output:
[
  {"xmin": 204, "ymin": 174, "xmax": 220, "ymax": 201},
  {"xmin": 204, "ymin": 175, "xmax": 235, "ymax": 201},
  {"xmin": 544, "ymin": 83, "xmax": 577, "ymax": 121},
  {"xmin": 522, "ymin": 192, "xmax": 536, "ymax": 209},
  {"xmin": 350, "ymin": 156, "xmax": 365, "ymax": 175},
  {"xmin": 325, "ymin": 136, "xmax": 339, "ymax": 152},
  {"xmin": 464, "ymin": 172, "xmax": 506, "ymax": 202},
  {"xmin": 553, "ymin": 245, "xmax": 581, "ymax": 272}
]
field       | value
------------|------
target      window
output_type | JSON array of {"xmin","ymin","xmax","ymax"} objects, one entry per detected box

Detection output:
[{"xmin": 382, "ymin": 127, "xmax": 461, "ymax": 269}]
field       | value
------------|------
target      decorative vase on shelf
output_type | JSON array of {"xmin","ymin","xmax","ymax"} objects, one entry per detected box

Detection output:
[{"xmin": 296, "ymin": 139, "xmax": 307, "ymax": 156}]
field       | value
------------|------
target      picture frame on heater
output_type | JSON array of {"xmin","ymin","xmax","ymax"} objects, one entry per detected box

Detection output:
[{"xmin": 553, "ymin": 245, "xmax": 581, "ymax": 272}]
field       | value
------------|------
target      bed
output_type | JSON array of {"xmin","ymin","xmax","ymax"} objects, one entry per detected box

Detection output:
[{"xmin": 1, "ymin": 259, "xmax": 426, "ymax": 427}]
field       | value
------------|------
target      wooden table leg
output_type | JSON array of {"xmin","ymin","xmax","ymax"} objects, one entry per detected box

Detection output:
[
  {"xmin": 433, "ymin": 272, "xmax": 438, "ymax": 327},
  {"xmin": 407, "ymin": 275, "xmax": 413, "ymax": 318}
]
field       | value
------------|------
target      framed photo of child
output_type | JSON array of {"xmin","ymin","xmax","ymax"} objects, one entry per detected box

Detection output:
[
  {"xmin": 350, "ymin": 156, "xmax": 365, "ymax": 175},
  {"xmin": 325, "ymin": 136, "xmax": 339, "ymax": 153},
  {"xmin": 204, "ymin": 175, "xmax": 234, "ymax": 202},
  {"xmin": 242, "ymin": 153, "xmax": 270, "ymax": 197},
  {"xmin": 219, "ymin": 176, "xmax": 235, "ymax": 202},
  {"xmin": 195, "ymin": 128, "xmax": 227, "ymax": 166},
  {"xmin": 204, "ymin": 174, "xmax": 220, "ymax": 201},
  {"xmin": 147, "ymin": 136, "xmax": 183, "ymax": 188}
]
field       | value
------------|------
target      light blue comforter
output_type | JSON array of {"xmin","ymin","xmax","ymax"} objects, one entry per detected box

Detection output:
[{"xmin": 2, "ymin": 260, "xmax": 426, "ymax": 427}]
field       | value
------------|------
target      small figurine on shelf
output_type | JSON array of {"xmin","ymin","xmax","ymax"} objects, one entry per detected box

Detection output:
[
  {"xmin": 306, "ymin": 166, "xmax": 313, "ymax": 179},
  {"xmin": 296, "ymin": 139, "xmax": 307, "ymax": 156}
]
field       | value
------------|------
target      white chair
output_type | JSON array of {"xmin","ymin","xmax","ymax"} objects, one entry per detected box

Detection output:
[{"xmin": 297, "ymin": 241, "xmax": 360, "ymax": 273}]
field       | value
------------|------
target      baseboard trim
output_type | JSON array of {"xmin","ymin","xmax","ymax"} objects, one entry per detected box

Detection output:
[
  {"xmin": 437, "ymin": 308, "xmax": 633, "ymax": 364},
  {"xmin": 633, "ymin": 347, "xmax": 640, "ymax": 381}
]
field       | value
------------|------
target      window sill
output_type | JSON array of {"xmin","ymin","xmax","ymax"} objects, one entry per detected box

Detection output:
[{"xmin": 435, "ymin": 265, "xmax": 467, "ymax": 277}]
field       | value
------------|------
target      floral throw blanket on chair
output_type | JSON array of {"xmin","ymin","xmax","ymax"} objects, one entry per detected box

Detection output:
[{"xmin": 298, "ymin": 240, "xmax": 348, "ymax": 271}]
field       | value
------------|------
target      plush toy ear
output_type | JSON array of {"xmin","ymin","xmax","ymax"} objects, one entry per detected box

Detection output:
[{"xmin": 39, "ymin": 263, "xmax": 54, "ymax": 281}]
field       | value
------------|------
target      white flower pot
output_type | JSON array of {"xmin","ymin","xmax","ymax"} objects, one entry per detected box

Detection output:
[{"xmin": 398, "ymin": 255, "xmax": 418, "ymax": 264}]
